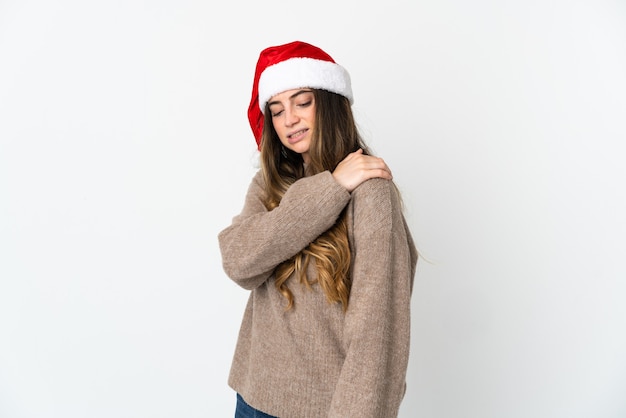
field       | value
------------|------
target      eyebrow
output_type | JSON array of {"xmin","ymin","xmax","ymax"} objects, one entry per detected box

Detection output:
[{"xmin": 267, "ymin": 89, "xmax": 313, "ymax": 107}]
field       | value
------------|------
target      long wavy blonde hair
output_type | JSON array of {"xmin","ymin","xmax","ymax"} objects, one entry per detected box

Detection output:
[{"xmin": 260, "ymin": 89, "xmax": 371, "ymax": 312}]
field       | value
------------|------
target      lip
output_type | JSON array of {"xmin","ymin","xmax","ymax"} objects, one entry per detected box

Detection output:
[{"xmin": 286, "ymin": 128, "xmax": 308, "ymax": 144}]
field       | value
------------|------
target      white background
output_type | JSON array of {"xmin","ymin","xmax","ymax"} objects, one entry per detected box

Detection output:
[{"xmin": 1, "ymin": 0, "xmax": 625, "ymax": 417}]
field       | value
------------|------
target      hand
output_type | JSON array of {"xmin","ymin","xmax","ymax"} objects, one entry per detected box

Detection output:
[{"xmin": 332, "ymin": 149, "xmax": 393, "ymax": 192}]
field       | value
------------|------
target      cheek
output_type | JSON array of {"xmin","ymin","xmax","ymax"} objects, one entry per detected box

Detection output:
[
  {"xmin": 270, "ymin": 120, "xmax": 283, "ymax": 136},
  {"xmin": 306, "ymin": 108, "xmax": 316, "ymax": 128}
]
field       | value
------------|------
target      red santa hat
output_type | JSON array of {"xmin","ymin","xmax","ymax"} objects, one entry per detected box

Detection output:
[{"xmin": 247, "ymin": 41, "xmax": 354, "ymax": 149}]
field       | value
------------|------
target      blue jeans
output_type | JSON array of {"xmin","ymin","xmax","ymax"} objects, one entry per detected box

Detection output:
[{"xmin": 235, "ymin": 393, "xmax": 278, "ymax": 418}]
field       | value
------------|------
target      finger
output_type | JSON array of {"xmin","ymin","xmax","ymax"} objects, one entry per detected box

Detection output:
[
  {"xmin": 361, "ymin": 157, "xmax": 388, "ymax": 170},
  {"xmin": 350, "ymin": 148, "xmax": 364, "ymax": 159}
]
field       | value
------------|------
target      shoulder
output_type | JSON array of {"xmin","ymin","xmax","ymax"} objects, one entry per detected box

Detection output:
[
  {"xmin": 350, "ymin": 178, "xmax": 402, "ymax": 229},
  {"xmin": 251, "ymin": 168, "xmax": 264, "ymax": 184},
  {"xmin": 246, "ymin": 169, "xmax": 265, "ymax": 192},
  {"xmin": 351, "ymin": 178, "xmax": 400, "ymax": 207}
]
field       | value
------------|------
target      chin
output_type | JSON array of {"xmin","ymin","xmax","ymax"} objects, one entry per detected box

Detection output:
[{"xmin": 289, "ymin": 144, "xmax": 310, "ymax": 156}]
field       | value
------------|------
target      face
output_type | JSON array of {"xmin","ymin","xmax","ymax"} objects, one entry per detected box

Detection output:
[{"xmin": 267, "ymin": 89, "xmax": 316, "ymax": 164}]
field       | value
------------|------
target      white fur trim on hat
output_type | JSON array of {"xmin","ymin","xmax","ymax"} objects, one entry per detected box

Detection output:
[{"xmin": 258, "ymin": 57, "xmax": 353, "ymax": 113}]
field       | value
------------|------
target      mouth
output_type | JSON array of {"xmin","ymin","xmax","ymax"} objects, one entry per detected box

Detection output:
[{"xmin": 287, "ymin": 128, "xmax": 308, "ymax": 144}]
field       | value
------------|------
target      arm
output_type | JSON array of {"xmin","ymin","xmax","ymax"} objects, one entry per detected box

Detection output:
[
  {"xmin": 217, "ymin": 170, "xmax": 351, "ymax": 290},
  {"xmin": 329, "ymin": 179, "xmax": 418, "ymax": 418}
]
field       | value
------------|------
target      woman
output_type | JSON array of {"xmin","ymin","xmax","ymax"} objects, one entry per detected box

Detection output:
[{"xmin": 218, "ymin": 41, "xmax": 418, "ymax": 418}]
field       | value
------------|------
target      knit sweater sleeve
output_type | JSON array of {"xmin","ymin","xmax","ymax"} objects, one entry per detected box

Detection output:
[
  {"xmin": 328, "ymin": 178, "xmax": 418, "ymax": 418},
  {"xmin": 218, "ymin": 169, "xmax": 351, "ymax": 290}
]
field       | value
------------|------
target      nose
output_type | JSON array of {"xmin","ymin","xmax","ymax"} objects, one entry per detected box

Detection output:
[{"xmin": 284, "ymin": 106, "xmax": 299, "ymax": 127}]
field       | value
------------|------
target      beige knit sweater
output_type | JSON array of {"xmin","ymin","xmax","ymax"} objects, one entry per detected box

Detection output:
[{"xmin": 218, "ymin": 169, "xmax": 418, "ymax": 418}]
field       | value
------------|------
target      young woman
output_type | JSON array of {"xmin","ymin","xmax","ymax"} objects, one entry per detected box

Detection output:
[{"xmin": 218, "ymin": 41, "xmax": 418, "ymax": 418}]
